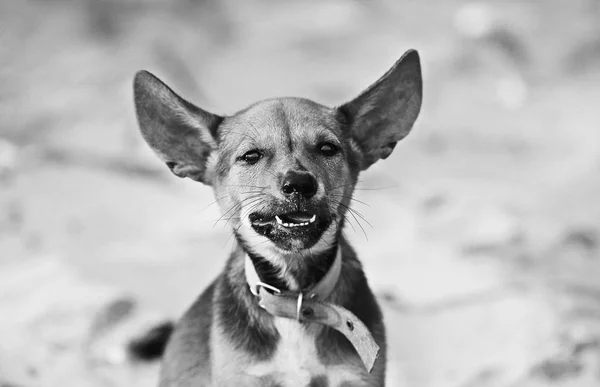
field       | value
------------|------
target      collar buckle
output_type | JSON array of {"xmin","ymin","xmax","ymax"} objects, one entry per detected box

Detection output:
[
  {"xmin": 245, "ymin": 246, "xmax": 341, "ymax": 300},
  {"xmin": 251, "ymin": 281, "xmax": 282, "ymax": 296}
]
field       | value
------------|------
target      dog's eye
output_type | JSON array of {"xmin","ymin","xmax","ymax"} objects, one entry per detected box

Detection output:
[
  {"xmin": 319, "ymin": 142, "xmax": 339, "ymax": 157},
  {"xmin": 240, "ymin": 150, "xmax": 262, "ymax": 165}
]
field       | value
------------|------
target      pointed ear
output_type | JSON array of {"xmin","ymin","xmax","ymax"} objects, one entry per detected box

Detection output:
[
  {"xmin": 133, "ymin": 70, "xmax": 223, "ymax": 184},
  {"xmin": 338, "ymin": 49, "xmax": 422, "ymax": 170}
]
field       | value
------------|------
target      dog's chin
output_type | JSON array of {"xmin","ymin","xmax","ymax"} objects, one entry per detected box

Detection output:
[{"xmin": 248, "ymin": 210, "xmax": 333, "ymax": 252}]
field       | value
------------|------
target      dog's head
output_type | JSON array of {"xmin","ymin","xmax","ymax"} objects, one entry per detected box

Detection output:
[{"xmin": 134, "ymin": 50, "xmax": 422, "ymax": 261}]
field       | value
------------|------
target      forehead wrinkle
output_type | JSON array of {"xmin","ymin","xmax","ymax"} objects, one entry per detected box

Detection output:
[
  {"xmin": 284, "ymin": 110, "xmax": 341, "ymax": 149},
  {"xmin": 271, "ymin": 109, "xmax": 292, "ymax": 154},
  {"xmin": 219, "ymin": 123, "xmax": 259, "ymax": 156},
  {"xmin": 233, "ymin": 100, "xmax": 292, "ymax": 150},
  {"xmin": 270, "ymin": 100, "xmax": 293, "ymax": 152}
]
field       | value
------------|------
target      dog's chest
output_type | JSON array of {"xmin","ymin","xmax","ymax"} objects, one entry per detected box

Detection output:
[{"xmin": 245, "ymin": 318, "xmax": 367, "ymax": 387}]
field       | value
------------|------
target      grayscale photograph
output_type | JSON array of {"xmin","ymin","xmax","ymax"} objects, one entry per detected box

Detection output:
[{"xmin": 1, "ymin": 0, "xmax": 599, "ymax": 386}]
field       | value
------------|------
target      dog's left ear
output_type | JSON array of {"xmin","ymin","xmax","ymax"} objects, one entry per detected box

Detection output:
[{"xmin": 338, "ymin": 49, "xmax": 422, "ymax": 170}]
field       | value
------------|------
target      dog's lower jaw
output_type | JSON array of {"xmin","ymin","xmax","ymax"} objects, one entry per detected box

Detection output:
[{"xmin": 249, "ymin": 216, "xmax": 333, "ymax": 252}]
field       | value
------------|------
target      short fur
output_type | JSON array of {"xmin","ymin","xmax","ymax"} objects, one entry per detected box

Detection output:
[{"xmin": 133, "ymin": 50, "xmax": 422, "ymax": 387}]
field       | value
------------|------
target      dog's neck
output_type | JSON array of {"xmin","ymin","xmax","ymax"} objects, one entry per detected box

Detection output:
[
  {"xmin": 245, "ymin": 247, "xmax": 342, "ymax": 299},
  {"xmin": 237, "ymin": 237, "xmax": 340, "ymax": 292}
]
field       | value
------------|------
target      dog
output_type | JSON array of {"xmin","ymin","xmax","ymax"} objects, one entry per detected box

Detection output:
[{"xmin": 132, "ymin": 49, "xmax": 422, "ymax": 387}]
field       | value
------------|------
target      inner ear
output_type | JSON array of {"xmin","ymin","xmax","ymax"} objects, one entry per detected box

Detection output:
[
  {"xmin": 133, "ymin": 70, "xmax": 223, "ymax": 184},
  {"xmin": 338, "ymin": 49, "xmax": 423, "ymax": 170}
]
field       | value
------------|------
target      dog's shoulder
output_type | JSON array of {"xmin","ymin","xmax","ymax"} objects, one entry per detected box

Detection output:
[{"xmin": 159, "ymin": 278, "xmax": 218, "ymax": 387}]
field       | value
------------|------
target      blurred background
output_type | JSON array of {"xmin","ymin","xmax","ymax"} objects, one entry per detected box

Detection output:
[{"xmin": 1, "ymin": 0, "xmax": 600, "ymax": 386}]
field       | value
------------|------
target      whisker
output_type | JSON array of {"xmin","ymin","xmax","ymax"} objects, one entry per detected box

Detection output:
[
  {"xmin": 337, "ymin": 202, "xmax": 373, "ymax": 228},
  {"xmin": 330, "ymin": 200, "xmax": 369, "ymax": 240},
  {"xmin": 222, "ymin": 216, "xmax": 241, "ymax": 228},
  {"xmin": 354, "ymin": 186, "xmax": 396, "ymax": 191},
  {"xmin": 223, "ymin": 184, "xmax": 268, "ymax": 189},
  {"xmin": 221, "ymin": 198, "xmax": 264, "ymax": 227},
  {"xmin": 348, "ymin": 211, "xmax": 368, "ymax": 241},
  {"xmin": 239, "ymin": 190, "xmax": 268, "ymax": 195},
  {"xmin": 224, "ymin": 222, "xmax": 244, "ymax": 248},
  {"xmin": 222, "ymin": 198, "xmax": 265, "ymax": 228},
  {"xmin": 329, "ymin": 193, "xmax": 371, "ymax": 208},
  {"xmin": 342, "ymin": 214, "xmax": 357, "ymax": 234},
  {"xmin": 330, "ymin": 182, "xmax": 358, "ymax": 192},
  {"xmin": 213, "ymin": 195, "xmax": 263, "ymax": 228},
  {"xmin": 199, "ymin": 199, "xmax": 221, "ymax": 213}
]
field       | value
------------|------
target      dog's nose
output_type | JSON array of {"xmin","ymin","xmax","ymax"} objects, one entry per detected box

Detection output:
[{"xmin": 281, "ymin": 171, "xmax": 318, "ymax": 199}]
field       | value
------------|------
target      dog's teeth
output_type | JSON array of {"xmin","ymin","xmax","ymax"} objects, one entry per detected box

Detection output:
[{"xmin": 277, "ymin": 216, "xmax": 314, "ymax": 228}]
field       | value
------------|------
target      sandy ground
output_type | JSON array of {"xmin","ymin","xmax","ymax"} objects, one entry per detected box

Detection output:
[{"xmin": 1, "ymin": 0, "xmax": 600, "ymax": 386}]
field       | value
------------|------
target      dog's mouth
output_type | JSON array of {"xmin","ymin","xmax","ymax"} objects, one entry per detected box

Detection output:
[{"xmin": 248, "ymin": 209, "xmax": 332, "ymax": 251}]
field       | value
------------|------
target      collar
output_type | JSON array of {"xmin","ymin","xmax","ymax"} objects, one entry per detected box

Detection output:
[
  {"xmin": 245, "ymin": 247, "xmax": 342, "ymax": 301},
  {"xmin": 243, "ymin": 247, "xmax": 380, "ymax": 373}
]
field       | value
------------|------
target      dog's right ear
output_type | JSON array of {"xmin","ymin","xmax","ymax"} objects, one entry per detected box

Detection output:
[{"xmin": 133, "ymin": 70, "xmax": 223, "ymax": 184}]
